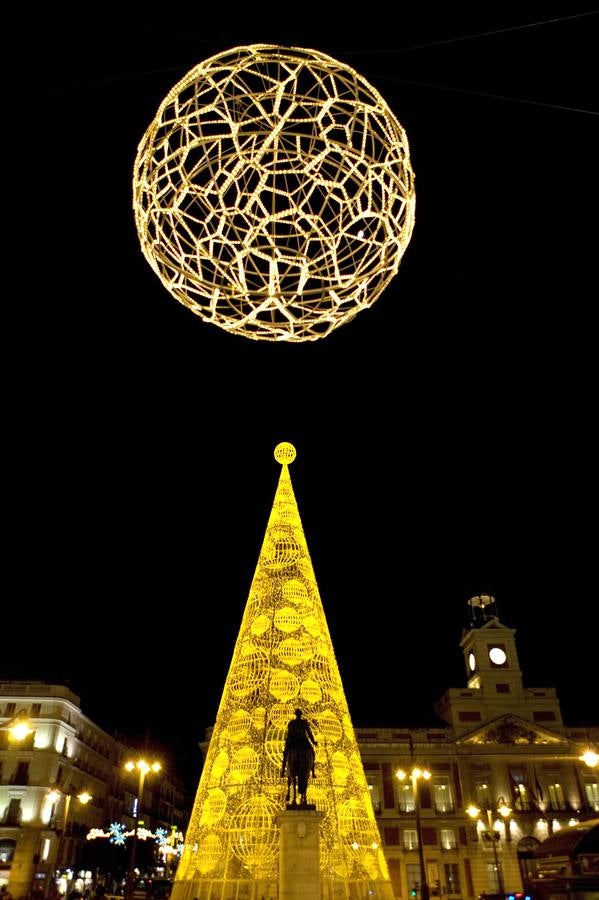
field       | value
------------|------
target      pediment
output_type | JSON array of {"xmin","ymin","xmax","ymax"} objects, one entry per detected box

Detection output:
[
  {"xmin": 460, "ymin": 617, "xmax": 514, "ymax": 646},
  {"xmin": 457, "ymin": 713, "xmax": 567, "ymax": 746}
]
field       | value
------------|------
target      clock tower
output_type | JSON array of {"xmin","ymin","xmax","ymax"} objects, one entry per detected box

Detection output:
[
  {"xmin": 460, "ymin": 595, "xmax": 524, "ymax": 695},
  {"xmin": 434, "ymin": 594, "xmax": 564, "ymax": 735}
]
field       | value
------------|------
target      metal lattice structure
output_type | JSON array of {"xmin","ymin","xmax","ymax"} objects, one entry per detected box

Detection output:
[
  {"xmin": 172, "ymin": 443, "xmax": 394, "ymax": 900},
  {"xmin": 133, "ymin": 45, "xmax": 415, "ymax": 343}
]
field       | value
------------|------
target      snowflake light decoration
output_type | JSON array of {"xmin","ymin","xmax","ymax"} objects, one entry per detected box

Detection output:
[
  {"xmin": 108, "ymin": 822, "xmax": 128, "ymax": 845},
  {"xmin": 133, "ymin": 44, "xmax": 415, "ymax": 342}
]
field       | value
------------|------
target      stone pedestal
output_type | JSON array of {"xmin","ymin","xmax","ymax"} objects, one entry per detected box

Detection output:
[{"xmin": 275, "ymin": 808, "xmax": 324, "ymax": 900}]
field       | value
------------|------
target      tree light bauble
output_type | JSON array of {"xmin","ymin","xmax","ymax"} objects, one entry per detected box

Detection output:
[{"xmin": 133, "ymin": 44, "xmax": 415, "ymax": 343}]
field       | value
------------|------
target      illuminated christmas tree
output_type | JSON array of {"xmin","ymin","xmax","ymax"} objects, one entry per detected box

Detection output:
[{"xmin": 173, "ymin": 442, "xmax": 394, "ymax": 900}]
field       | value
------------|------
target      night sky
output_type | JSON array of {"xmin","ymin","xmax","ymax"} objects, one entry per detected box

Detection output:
[{"xmin": 5, "ymin": 3, "xmax": 598, "ymax": 792}]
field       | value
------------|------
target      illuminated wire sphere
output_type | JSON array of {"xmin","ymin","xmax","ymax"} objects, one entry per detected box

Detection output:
[{"xmin": 133, "ymin": 44, "xmax": 416, "ymax": 343}]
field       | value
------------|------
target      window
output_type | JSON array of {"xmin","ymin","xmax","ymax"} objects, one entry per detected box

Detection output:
[
  {"xmin": 406, "ymin": 863, "xmax": 421, "ymax": 896},
  {"xmin": 31, "ymin": 703, "xmax": 41, "ymax": 716},
  {"xmin": 398, "ymin": 782, "xmax": 415, "ymax": 812},
  {"xmin": 547, "ymin": 782, "xmax": 565, "ymax": 810},
  {"xmin": 444, "ymin": 863, "xmax": 461, "ymax": 894},
  {"xmin": 433, "ymin": 776, "xmax": 453, "ymax": 812},
  {"xmin": 0, "ymin": 839, "xmax": 17, "ymax": 862},
  {"xmin": 513, "ymin": 783, "xmax": 531, "ymax": 810},
  {"xmin": 510, "ymin": 770, "xmax": 531, "ymax": 810},
  {"xmin": 13, "ymin": 762, "xmax": 30, "ymax": 785},
  {"xmin": 367, "ymin": 776, "xmax": 382, "ymax": 815},
  {"xmin": 475, "ymin": 781, "xmax": 490, "ymax": 808},
  {"xmin": 583, "ymin": 780, "xmax": 599, "ymax": 811},
  {"xmin": 384, "ymin": 827, "xmax": 399, "ymax": 846},
  {"xmin": 486, "ymin": 861, "xmax": 500, "ymax": 892},
  {"xmin": 5, "ymin": 704, "xmax": 16, "ymax": 716},
  {"xmin": 403, "ymin": 829, "xmax": 418, "ymax": 849},
  {"xmin": 440, "ymin": 829, "xmax": 457, "ymax": 849},
  {"xmin": 6, "ymin": 799, "xmax": 21, "ymax": 826}
]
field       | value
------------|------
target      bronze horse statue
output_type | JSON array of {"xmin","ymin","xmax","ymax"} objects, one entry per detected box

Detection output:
[{"xmin": 281, "ymin": 709, "xmax": 317, "ymax": 806}]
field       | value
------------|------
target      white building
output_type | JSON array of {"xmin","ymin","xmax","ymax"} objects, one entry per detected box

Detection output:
[
  {"xmin": 0, "ymin": 683, "xmax": 188, "ymax": 900},
  {"xmin": 355, "ymin": 598, "xmax": 599, "ymax": 898}
]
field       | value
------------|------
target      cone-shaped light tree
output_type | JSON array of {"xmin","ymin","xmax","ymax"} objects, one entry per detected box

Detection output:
[{"xmin": 173, "ymin": 442, "xmax": 394, "ymax": 900}]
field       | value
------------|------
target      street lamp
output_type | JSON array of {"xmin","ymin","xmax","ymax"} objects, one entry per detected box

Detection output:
[
  {"xmin": 1, "ymin": 709, "xmax": 34, "ymax": 742},
  {"xmin": 123, "ymin": 758, "xmax": 161, "ymax": 899},
  {"xmin": 396, "ymin": 762, "xmax": 432, "ymax": 900},
  {"xmin": 579, "ymin": 749, "xmax": 598, "ymax": 768},
  {"xmin": 46, "ymin": 787, "xmax": 92, "ymax": 896},
  {"xmin": 467, "ymin": 798, "xmax": 512, "ymax": 895}
]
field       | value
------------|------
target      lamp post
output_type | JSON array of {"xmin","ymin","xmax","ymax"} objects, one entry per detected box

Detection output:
[
  {"xmin": 46, "ymin": 787, "xmax": 92, "ymax": 897},
  {"xmin": 1, "ymin": 714, "xmax": 35, "ymax": 898},
  {"xmin": 396, "ymin": 740, "xmax": 431, "ymax": 900},
  {"xmin": 467, "ymin": 799, "xmax": 511, "ymax": 895},
  {"xmin": 123, "ymin": 758, "xmax": 161, "ymax": 900}
]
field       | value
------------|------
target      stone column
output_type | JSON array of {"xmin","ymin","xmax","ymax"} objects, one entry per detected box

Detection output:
[{"xmin": 275, "ymin": 808, "xmax": 324, "ymax": 900}]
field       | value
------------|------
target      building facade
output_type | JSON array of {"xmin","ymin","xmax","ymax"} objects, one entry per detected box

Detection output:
[
  {"xmin": 0, "ymin": 682, "xmax": 189, "ymax": 900},
  {"xmin": 356, "ymin": 598, "xmax": 599, "ymax": 899},
  {"xmin": 4, "ymin": 598, "xmax": 596, "ymax": 900}
]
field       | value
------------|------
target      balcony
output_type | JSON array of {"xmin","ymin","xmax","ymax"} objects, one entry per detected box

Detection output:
[{"xmin": 1, "ymin": 814, "xmax": 22, "ymax": 827}]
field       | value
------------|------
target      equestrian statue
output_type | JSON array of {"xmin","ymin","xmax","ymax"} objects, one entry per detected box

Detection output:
[{"xmin": 281, "ymin": 708, "xmax": 317, "ymax": 807}]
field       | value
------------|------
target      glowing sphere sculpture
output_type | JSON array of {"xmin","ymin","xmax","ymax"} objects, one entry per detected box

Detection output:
[{"xmin": 133, "ymin": 44, "xmax": 415, "ymax": 342}]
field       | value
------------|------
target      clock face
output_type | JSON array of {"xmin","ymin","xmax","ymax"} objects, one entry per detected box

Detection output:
[
  {"xmin": 468, "ymin": 652, "xmax": 476, "ymax": 671},
  {"xmin": 489, "ymin": 646, "xmax": 507, "ymax": 665}
]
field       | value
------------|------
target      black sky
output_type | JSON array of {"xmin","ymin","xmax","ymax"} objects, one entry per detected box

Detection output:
[{"xmin": 5, "ymin": 3, "xmax": 598, "ymax": 791}]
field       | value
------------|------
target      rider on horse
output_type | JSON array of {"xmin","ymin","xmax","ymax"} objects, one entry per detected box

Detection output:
[
  {"xmin": 281, "ymin": 709, "xmax": 317, "ymax": 804},
  {"xmin": 284, "ymin": 709, "xmax": 317, "ymax": 767}
]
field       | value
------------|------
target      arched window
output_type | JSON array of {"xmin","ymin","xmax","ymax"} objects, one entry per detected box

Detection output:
[{"xmin": 0, "ymin": 839, "xmax": 17, "ymax": 863}]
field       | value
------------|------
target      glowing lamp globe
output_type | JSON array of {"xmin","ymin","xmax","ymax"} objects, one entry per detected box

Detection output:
[{"xmin": 133, "ymin": 44, "xmax": 415, "ymax": 342}]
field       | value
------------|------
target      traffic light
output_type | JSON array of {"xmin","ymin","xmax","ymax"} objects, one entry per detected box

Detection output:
[{"xmin": 411, "ymin": 883, "xmax": 419, "ymax": 897}]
